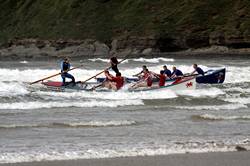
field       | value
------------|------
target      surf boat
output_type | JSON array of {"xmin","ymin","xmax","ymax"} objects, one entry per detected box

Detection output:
[
  {"xmin": 96, "ymin": 68, "xmax": 226, "ymax": 84},
  {"xmin": 196, "ymin": 68, "xmax": 225, "ymax": 84},
  {"xmin": 41, "ymin": 76, "xmax": 196, "ymax": 92}
]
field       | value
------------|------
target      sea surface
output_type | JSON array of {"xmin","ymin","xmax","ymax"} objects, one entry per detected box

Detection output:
[{"xmin": 0, "ymin": 56, "xmax": 250, "ymax": 163}]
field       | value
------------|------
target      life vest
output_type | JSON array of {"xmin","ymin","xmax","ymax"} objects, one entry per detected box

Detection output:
[
  {"xmin": 61, "ymin": 62, "xmax": 70, "ymax": 72},
  {"xmin": 159, "ymin": 74, "xmax": 166, "ymax": 86},
  {"xmin": 143, "ymin": 72, "xmax": 152, "ymax": 87},
  {"xmin": 112, "ymin": 76, "xmax": 124, "ymax": 90}
]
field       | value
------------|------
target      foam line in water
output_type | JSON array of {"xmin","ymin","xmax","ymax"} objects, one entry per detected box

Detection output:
[
  {"xmin": 88, "ymin": 57, "xmax": 175, "ymax": 63},
  {"xmin": 174, "ymin": 103, "xmax": 248, "ymax": 111},
  {"xmin": 0, "ymin": 120, "xmax": 137, "ymax": 129},
  {"xmin": 176, "ymin": 88, "xmax": 225, "ymax": 98},
  {"xmin": 0, "ymin": 82, "xmax": 29, "ymax": 96},
  {"xmin": 36, "ymin": 89, "xmax": 178, "ymax": 100},
  {"xmin": 225, "ymin": 66, "xmax": 250, "ymax": 83},
  {"xmin": 223, "ymin": 97, "xmax": 250, "ymax": 104},
  {"xmin": 0, "ymin": 141, "xmax": 238, "ymax": 163},
  {"xmin": 0, "ymin": 100, "xmax": 143, "ymax": 110},
  {"xmin": 193, "ymin": 114, "xmax": 250, "ymax": 121}
]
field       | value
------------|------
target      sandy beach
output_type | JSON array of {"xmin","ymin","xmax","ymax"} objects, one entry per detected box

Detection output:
[{"xmin": 1, "ymin": 151, "xmax": 249, "ymax": 166}]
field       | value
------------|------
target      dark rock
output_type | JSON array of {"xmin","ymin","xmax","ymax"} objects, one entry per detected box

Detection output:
[{"xmin": 235, "ymin": 145, "xmax": 247, "ymax": 151}]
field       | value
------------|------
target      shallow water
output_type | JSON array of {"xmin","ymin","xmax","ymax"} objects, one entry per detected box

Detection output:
[{"xmin": 0, "ymin": 56, "xmax": 250, "ymax": 163}]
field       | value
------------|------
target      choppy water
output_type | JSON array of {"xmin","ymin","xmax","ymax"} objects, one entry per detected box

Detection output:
[{"xmin": 0, "ymin": 56, "xmax": 250, "ymax": 163}]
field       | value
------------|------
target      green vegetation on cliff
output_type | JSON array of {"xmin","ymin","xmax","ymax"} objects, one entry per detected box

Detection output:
[{"xmin": 0, "ymin": 0, "xmax": 250, "ymax": 50}]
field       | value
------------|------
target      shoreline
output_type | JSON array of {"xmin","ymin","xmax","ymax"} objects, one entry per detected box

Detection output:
[{"xmin": 1, "ymin": 151, "xmax": 250, "ymax": 166}]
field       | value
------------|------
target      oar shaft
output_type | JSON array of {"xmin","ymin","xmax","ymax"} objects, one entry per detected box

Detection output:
[
  {"xmin": 30, "ymin": 66, "xmax": 80, "ymax": 85},
  {"xmin": 81, "ymin": 58, "xmax": 127, "ymax": 84}
]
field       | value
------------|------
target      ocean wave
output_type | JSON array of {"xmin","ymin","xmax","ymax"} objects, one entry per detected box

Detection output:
[
  {"xmin": 132, "ymin": 57, "xmax": 175, "ymax": 63},
  {"xmin": 223, "ymin": 97, "xmax": 250, "ymax": 104},
  {"xmin": 0, "ymin": 82, "xmax": 29, "ymax": 97},
  {"xmin": 176, "ymin": 87, "xmax": 225, "ymax": 98},
  {"xmin": 192, "ymin": 114, "xmax": 250, "ymax": 121},
  {"xmin": 19, "ymin": 61, "xmax": 28, "ymax": 64},
  {"xmin": 0, "ymin": 120, "xmax": 137, "ymax": 129},
  {"xmin": 0, "ymin": 100, "xmax": 143, "ymax": 110},
  {"xmin": 36, "ymin": 89, "xmax": 178, "ymax": 100},
  {"xmin": 88, "ymin": 57, "xmax": 175, "ymax": 63},
  {"xmin": 225, "ymin": 66, "xmax": 250, "ymax": 83},
  {"xmin": 0, "ymin": 142, "xmax": 238, "ymax": 163},
  {"xmin": 174, "ymin": 103, "xmax": 248, "ymax": 111}
]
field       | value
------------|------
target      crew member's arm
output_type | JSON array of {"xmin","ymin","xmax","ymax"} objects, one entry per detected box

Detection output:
[
  {"xmin": 104, "ymin": 72, "xmax": 114, "ymax": 80},
  {"xmin": 190, "ymin": 70, "xmax": 196, "ymax": 75},
  {"xmin": 150, "ymin": 71, "xmax": 160, "ymax": 79},
  {"xmin": 133, "ymin": 71, "xmax": 143, "ymax": 77}
]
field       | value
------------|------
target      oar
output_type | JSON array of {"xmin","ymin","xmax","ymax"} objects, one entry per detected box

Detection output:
[
  {"xmin": 29, "ymin": 65, "xmax": 82, "ymax": 85},
  {"xmin": 80, "ymin": 58, "xmax": 127, "ymax": 84}
]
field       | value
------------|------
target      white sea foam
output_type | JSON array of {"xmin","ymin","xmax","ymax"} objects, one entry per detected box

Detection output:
[
  {"xmin": 19, "ymin": 61, "xmax": 28, "ymax": 64},
  {"xmin": 36, "ymin": 89, "xmax": 178, "ymax": 100},
  {"xmin": 223, "ymin": 97, "xmax": 250, "ymax": 105},
  {"xmin": 88, "ymin": 58, "xmax": 110, "ymax": 63},
  {"xmin": 224, "ymin": 87, "xmax": 250, "ymax": 93},
  {"xmin": 0, "ymin": 120, "xmax": 137, "ymax": 129},
  {"xmin": 225, "ymin": 66, "xmax": 250, "ymax": 83},
  {"xmin": 174, "ymin": 103, "xmax": 248, "ymax": 111},
  {"xmin": 0, "ymin": 142, "xmax": 238, "ymax": 163},
  {"xmin": 88, "ymin": 57, "xmax": 175, "ymax": 63},
  {"xmin": 0, "ymin": 82, "xmax": 29, "ymax": 96},
  {"xmin": 176, "ymin": 87, "xmax": 225, "ymax": 98},
  {"xmin": 132, "ymin": 57, "xmax": 175, "ymax": 63},
  {"xmin": 195, "ymin": 114, "xmax": 250, "ymax": 120},
  {"xmin": 0, "ymin": 100, "xmax": 143, "ymax": 110}
]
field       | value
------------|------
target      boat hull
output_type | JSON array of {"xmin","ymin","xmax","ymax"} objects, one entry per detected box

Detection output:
[
  {"xmin": 129, "ymin": 76, "xmax": 196, "ymax": 92},
  {"xmin": 196, "ymin": 68, "xmax": 226, "ymax": 84},
  {"xmin": 41, "ymin": 76, "xmax": 196, "ymax": 92}
]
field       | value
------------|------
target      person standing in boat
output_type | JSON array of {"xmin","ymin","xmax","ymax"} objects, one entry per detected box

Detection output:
[
  {"xmin": 171, "ymin": 66, "xmax": 183, "ymax": 79},
  {"xmin": 110, "ymin": 57, "xmax": 120, "ymax": 74},
  {"xmin": 190, "ymin": 64, "xmax": 205, "ymax": 76},
  {"xmin": 102, "ymin": 70, "xmax": 124, "ymax": 90},
  {"xmin": 61, "ymin": 57, "xmax": 75, "ymax": 86},
  {"xmin": 163, "ymin": 65, "xmax": 171, "ymax": 78}
]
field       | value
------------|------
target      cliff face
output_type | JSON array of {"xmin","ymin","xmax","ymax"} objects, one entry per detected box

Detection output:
[{"xmin": 0, "ymin": 0, "xmax": 250, "ymax": 53}]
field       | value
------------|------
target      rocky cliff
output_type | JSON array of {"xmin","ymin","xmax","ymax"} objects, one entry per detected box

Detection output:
[{"xmin": 0, "ymin": 0, "xmax": 250, "ymax": 59}]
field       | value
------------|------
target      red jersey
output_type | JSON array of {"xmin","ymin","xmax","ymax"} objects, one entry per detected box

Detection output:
[
  {"xmin": 143, "ymin": 72, "xmax": 152, "ymax": 87},
  {"xmin": 158, "ymin": 74, "xmax": 166, "ymax": 86},
  {"xmin": 112, "ymin": 76, "xmax": 124, "ymax": 90}
]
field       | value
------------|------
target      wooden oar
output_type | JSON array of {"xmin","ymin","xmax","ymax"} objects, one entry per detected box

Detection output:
[
  {"xmin": 29, "ymin": 65, "xmax": 82, "ymax": 85},
  {"xmin": 80, "ymin": 58, "xmax": 127, "ymax": 84}
]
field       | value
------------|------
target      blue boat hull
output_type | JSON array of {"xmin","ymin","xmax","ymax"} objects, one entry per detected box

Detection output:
[{"xmin": 196, "ymin": 68, "xmax": 226, "ymax": 84}]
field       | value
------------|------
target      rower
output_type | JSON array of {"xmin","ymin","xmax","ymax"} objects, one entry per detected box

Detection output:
[
  {"xmin": 132, "ymin": 68, "xmax": 153, "ymax": 88},
  {"xmin": 61, "ymin": 57, "xmax": 75, "ymax": 86},
  {"xmin": 171, "ymin": 66, "xmax": 183, "ymax": 79},
  {"xmin": 163, "ymin": 65, "xmax": 171, "ymax": 78},
  {"xmin": 103, "ymin": 71, "xmax": 124, "ymax": 90},
  {"xmin": 110, "ymin": 56, "xmax": 120, "ymax": 74},
  {"xmin": 190, "ymin": 64, "xmax": 205, "ymax": 76},
  {"xmin": 133, "ymin": 65, "xmax": 147, "ymax": 77},
  {"xmin": 156, "ymin": 70, "xmax": 166, "ymax": 87}
]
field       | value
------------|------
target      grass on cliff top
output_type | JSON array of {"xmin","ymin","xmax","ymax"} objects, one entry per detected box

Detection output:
[{"xmin": 0, "ymin": 0, "xmax": 250, "ymax": 44}]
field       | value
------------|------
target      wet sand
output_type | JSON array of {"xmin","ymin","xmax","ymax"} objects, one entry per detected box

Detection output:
[{"xmin": 1, "ymin": 151, "xmax": 250, "ymax": 166}]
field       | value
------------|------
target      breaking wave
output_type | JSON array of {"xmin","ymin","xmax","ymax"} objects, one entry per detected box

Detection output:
[
  {"xmin": 174, "ymin": 103, "xmax": 248, "ymax": 111},
  {"xmin": 0, "ymin": 100, "xmax": 143, "ymax": 110},
  {"xmin": 0, "ymin": 120, "xmax": 137, "ymax": 129},
  {"xmin": 193, "ymin": 114, "xmax": 250, "ymax": 121}
]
